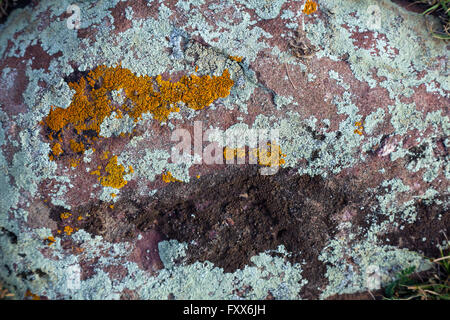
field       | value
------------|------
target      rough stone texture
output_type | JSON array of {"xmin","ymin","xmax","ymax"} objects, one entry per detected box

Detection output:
[{"xmin": 0, "ymin": 0, "xmax": 448, "ymax": 299}]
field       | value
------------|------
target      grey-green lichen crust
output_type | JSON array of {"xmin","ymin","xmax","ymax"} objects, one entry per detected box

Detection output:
[{"xmin": 0, "ymin": 0, "xmax": 448, "ymax": 299}]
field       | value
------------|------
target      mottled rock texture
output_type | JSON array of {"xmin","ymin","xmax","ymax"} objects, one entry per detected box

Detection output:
[{"xmin": 0, "ymin": 0, "xmax": 448, "ymax": 299}]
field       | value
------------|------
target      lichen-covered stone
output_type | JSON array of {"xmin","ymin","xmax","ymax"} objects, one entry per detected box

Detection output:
[{"xmin": 0, "ymin": 0, "xmax": 448, "ymax": 300}]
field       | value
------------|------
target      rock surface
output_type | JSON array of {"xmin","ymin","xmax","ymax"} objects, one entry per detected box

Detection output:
[{"xmin": 0, "ymin": 0, "xmax": 448, "ymax": 299}]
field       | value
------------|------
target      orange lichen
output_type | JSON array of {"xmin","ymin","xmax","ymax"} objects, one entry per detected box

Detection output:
[
  {"xmin": 70, "ymin": 158, "xmax": 80, "ymax": 168},
  {"xmin": 64, "ymin": 226, "xmax": 74, "ymax": 236},
  {"xmin": 60, "ymin": 212, "xmax": 71, "ymax": 219},
  {"xmin": 162, "ymin": 171, "xmax": 182, "ymax": 183},
  {"xmin": 25, "ymin": 290, "xmax": 40, "ymax": 300},
  {"xmin": 223, "ymin": 147, "xmax": 246, "ymax": 161},
  {"xmin": 51, "ymin": 143, "xmax": 63, "ymax": 156},
  {"xmin": 69, "ymin": 139, "xmax": 85, "ymax": 153},
  {"xmin": 255, "ymin": 143, "xmax": 286, "ymax": 167},
  {"xmin": 229, "ymin": 55, "xmax": 243, "ymax": 63},
  {"xmin": 223, "ymin": 145, "xmax": 285, "ymax": 166},
  {"xmin": 223, "ymin": 147, "xmax": 236, "ymax": 161},
  {"xmin": 102, "ymin": 150, "xmax": 110, "ymax": 160},
  {"xmin": 100, "ymin": 155, "xmax": 129, "ymax": 189},
  {"xmin": 43, "ymin": 65, "xmax": 234, "ymax": 150},
  {"xmin": 246, "ymin": 143, "xmax": 286, "ymax": 167},
  {"xmin": 109, "ymin": 205, "xmax": 114, "ymax": 209},
  {"xmin": 45, "ymin": 236, "xmax": 56, "ymax": 246},
  {"xmin": 303, "ymin": 0, "xmax": 318, "ymax": 15},
  {"xmin": 110, "ymin": 193, "xmax": 117, "ymax": 198},
  {"xmin": 354, "ymin": 121, "xmax": 364, "ymax": 135},
  {"xmin": 235, "ymin": 148, "xmax": 246, "ymax": 159},
  {"xmin": 90, "ymin": 170, "xmax": 101, "ymax": 176},
  {"xmin": 115, "ymin": 109, "xmax": 123, "ymax": 119},
  {"xmin": 77, "ymin": 216, "xmax": 83, "ymax": 221}
]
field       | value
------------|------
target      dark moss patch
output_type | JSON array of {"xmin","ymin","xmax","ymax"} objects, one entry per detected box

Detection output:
[
  {"xmin": 49, "ymin": 165, "xmax": 380, "ymax": 299},
  {"xmin": 63, "ymin": 67, "xmax": 91, "ymax": 85},
  {"xmin": 382, "ymin": 198, "xmax": 449, "ymax": 258},
  {"xmin": 0, "ymin": 227, "xmax": 17, "ymax": 244},
  {"xmin": 406, "ymin": 143, "xmax": 427, "ymax": 163},
  {"xmin": 0, "ymin": 0, "xmax": 32, "ymax": 25}
]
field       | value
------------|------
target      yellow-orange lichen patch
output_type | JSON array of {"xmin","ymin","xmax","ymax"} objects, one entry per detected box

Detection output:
[
  {"xmin": 100, "ymin": 155, "xmax": 129, "ymax": 189},
  {"xmin": 43, "ymin": 65, "xmax": 234, "ymax": 149},
  {"xmin": 60, "ymin": 212, "xmax": 71, "ymax": 219},
  {"xmin": 45, "ymin": 236, "xmax": 56, "ymax": 246},
  {"xmin": 354, "ymin": 121, "xmax": 364, "ymax": 136},
  {"xmin": 229, "ymin": 55, "xmax": 243, "ymax": 63},
  {"xmin": 51, "ymin": 143, "xmax": 63, "ymax": 156},
  {"xmin": 25, "ymin": 290, "xmax": 40, "ymax": 300},
  {"xmin": 303, "ymin": 0, "xmax": 318, "ymax": 15},
  {"xmin": 254, "ymin": 143, "xmax": 286, "ymax": 167},
  {"xmin": 69, "ymin": 139, "xmax": 85, "ymax": 153},
  {"xmin": 64, "ymin": 226, "xmax": 74, "ymax": 236},
  {"xmin": 70, "ymin": 158, "xmax": 80, "ymax": 168},
  {"xmin": 162, "ymin": 171, "xmax": 182, "ymax": 183},
  {"xmin": 223, "ymin": 147, "xmax": 246, "ymax": 161},
  {"xmin": 235, "ymin": 148, "xmax": 246, "ymax": 159},
  {"xmin": 223, "ymin": 147, "xmax": 236, "ymax": 161},
  {"xmin": 115, "ymin": 109, "xmax": 123, "ymax": 119}
]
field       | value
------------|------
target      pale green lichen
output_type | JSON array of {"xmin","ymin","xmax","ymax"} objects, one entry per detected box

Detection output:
[
  {"xmin": 318, "ymin": 175, "xmax": 444, "ymax": 297},
  {"xmin": 389, "ymin": 102, "xmax": 427, "ymax": 135},
  {"xmin": 319, "ymin": 238, "xmax": 431, "ymax": 298},
  {"xmin": 305, "ymin": 0, "xmax": 448, "ymax": 99},
  {"xmin": 328, "ymin": 70, "xmax": 350, "ymax": 90},
  {"xmin": 135, "ymin": 241, "xmax": 307, "ymax": 299},
  {"xmin": 274, "ymin": 94, "xmax": 295, "ymax": 110},
  {"xmin": 99, "ymin": 112, "xmax": 136, "ymax": 138},
  {"xmin": 240, "ymin": 0, "xmax": 288, "ymax": 20},
  {"xmin": 110, "ymin": 89, "xmax": 125, "ymax": 105},
  {"xmin": 364, "ymin": 108, "xmax": 385, "ymax": 135}
]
